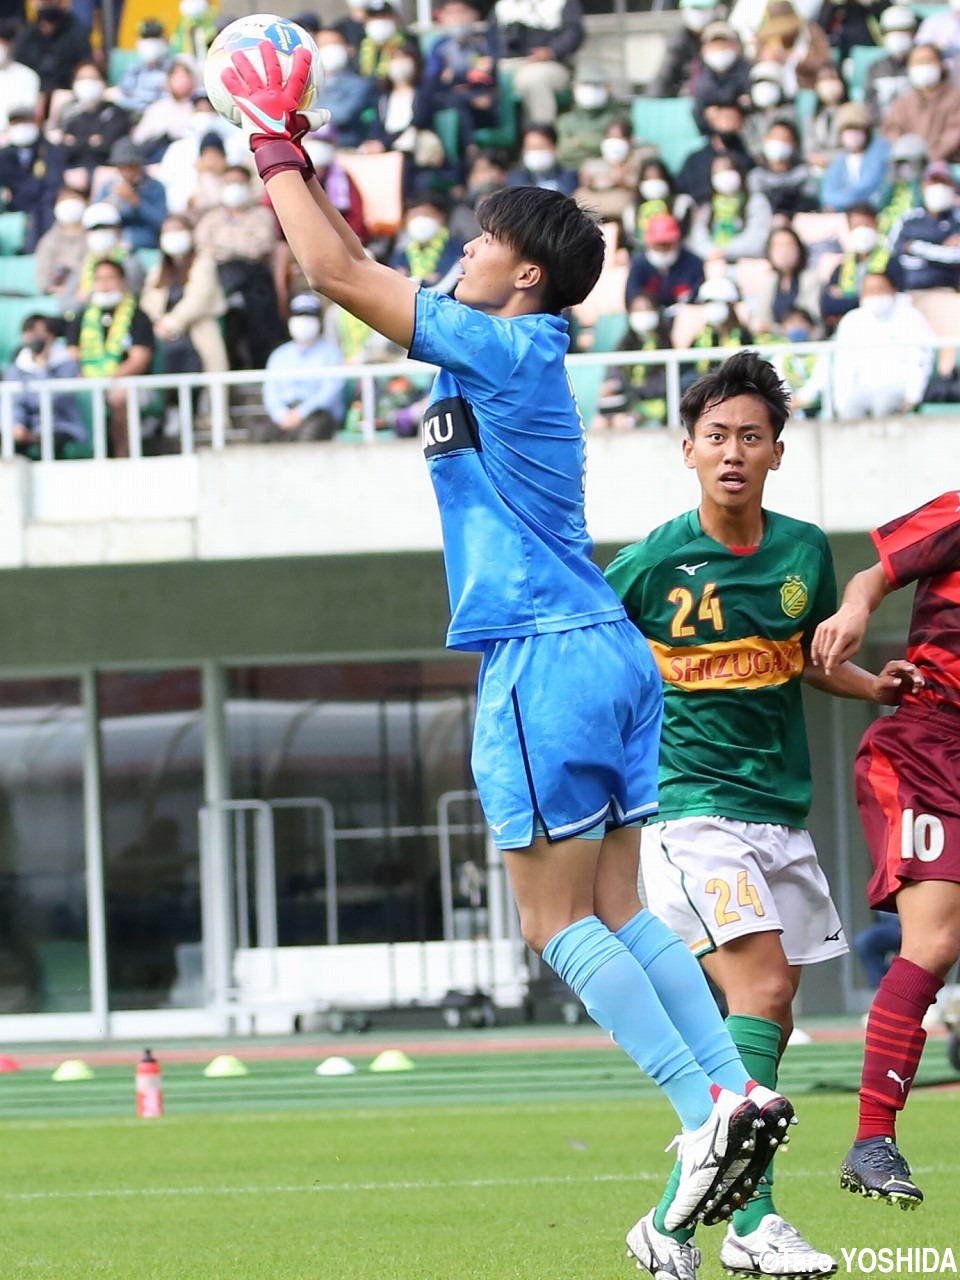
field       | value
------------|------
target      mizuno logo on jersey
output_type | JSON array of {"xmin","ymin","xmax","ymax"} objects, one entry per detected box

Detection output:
[
  {"xmin": 422, "ymin": 395, "xmax": 482, "ymax": 458},
  {"xmin": 676, "ymin": 561, "xmax": 709, "ymax": 577},
  {"xmin": 649, "ymin": 632, "xmax": 804, "ymax": 691}
]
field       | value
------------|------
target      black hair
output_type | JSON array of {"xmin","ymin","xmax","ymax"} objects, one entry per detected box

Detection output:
[
  {"xmin": 404, "ymin": 188, "xmax": 449, "ymax": 215},
  {"xmin": 766, "ymin": 224, "xmax": 807, "ymax": 274},
  {"xmin": 862, "ymin": 268, "xmax": 896, "ymax": 288},
  {"xmin": 846, "ymin": 200, "xmax": 876, "ymax": 220},
  {"xmin": 467, "ymin": 147, "xmax": 509, "ymax": 174},
  {"xmin": 679, "ymin": 350, "xmax": 791, "ymax": 439},
  {"xmin": 22, "ymin": 312, "xmax": 58, "ymax": 334},
  {"xmin": 765, "ymin": 117, "xmax": 799, "ymax": 148},
  {"xmin": 477, "ymin": 186, "xmax": 605, "ymax": 314},
  {"xmin": 522, "ymin": 121, "xmax": 557, "ymax": 145},
  {"xmin": 0, "ymin": 17, "xmax": 21, "ymax": 41},
  {"xmin": 92, "ymin": 257, "xmax": 126, "ymax": 279},
  {"xmin": 784, "ymin": 305, "xmax": 814, "ymax": 325}
]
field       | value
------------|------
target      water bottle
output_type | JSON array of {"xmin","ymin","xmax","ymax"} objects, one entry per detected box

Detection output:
[{"xmin": 135, "ymin": 1048, "xmax": 164, "ymax": 1118}]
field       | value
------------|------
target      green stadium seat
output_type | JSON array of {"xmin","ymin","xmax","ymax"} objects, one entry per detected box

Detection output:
[
  {"xmin": 108, "ymin": 47, "xmax": 140, "ymax": 86},
  {"xmin": 0, "ymin": 295, "xmax": 61, "ymax": 365},
  {"xmin": 0, "ymin": 210, "xmax": 27, "ymax": 255},
  {"xmin": 631, "ymin": 97, "xmax": 701, "ymax": 175},
  {"xmin": 567, "ymin": 361, "xmax": 605, "ymax": 429},
  {"xmin": 0, "ymin": 253, "xmax": 37, "ymax": 295},
  {"xmin": 473, "ymin": 65, "xmax": 520, "ymax": 153},
  {"xmin": 848, "ymin": 44, "xmax": 886, "ymax": 101},
  {"xmin": 137, "ymin": 247, "xmax": 162, "ymax": 274},
  {"xmin": 591, "ymin": 311, "xmax": 629, "ymax": 353},
  {"xmin": 433, "ymin": 108, "xmax": 460, "ymax": 163}
]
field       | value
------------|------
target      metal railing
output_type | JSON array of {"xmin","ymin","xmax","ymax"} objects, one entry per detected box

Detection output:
[{"xmin": 2, "ymin": 337, "xmax": 956, "ymax": 462}]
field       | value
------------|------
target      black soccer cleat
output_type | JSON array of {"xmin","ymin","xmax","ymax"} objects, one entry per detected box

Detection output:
[{"xmin": 839, "ymin": 1137, "xmax": 923, "ymax": 1209}]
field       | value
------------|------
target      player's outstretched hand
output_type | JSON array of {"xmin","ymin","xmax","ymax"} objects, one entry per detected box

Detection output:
[
  {"xmin": 222, "ymin": 42, "xmax": 327, "ymax": 142},
  {"xmin": 873, "ymin": 659, "xmax": 924, "ymax": 706},
  {"xmin": 810, "ymin": 604, "xmax": 870, "ymax": 675}
]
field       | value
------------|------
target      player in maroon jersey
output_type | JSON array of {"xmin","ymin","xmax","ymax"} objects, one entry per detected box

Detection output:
[{"xmin": 812, "ymin": 490, "xmax": 960, "ymax": 1209}]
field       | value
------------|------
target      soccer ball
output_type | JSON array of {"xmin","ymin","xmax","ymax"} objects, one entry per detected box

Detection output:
[{"xmin": 203, "ymin": 14, "xmax": 323, "ymax": 128}]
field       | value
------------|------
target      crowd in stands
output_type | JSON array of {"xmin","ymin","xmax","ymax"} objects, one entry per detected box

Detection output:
[{"xmin": 2, "ymin": 0, "xmax": 960, "ymax": 455}]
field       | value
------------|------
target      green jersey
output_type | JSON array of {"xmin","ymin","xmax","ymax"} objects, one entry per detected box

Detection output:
[{"xmin": 605, "ymin": 509, "xmax": 837, "ymax": 827}]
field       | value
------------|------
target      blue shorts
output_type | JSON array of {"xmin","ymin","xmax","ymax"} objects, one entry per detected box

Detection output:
[{"xmin": 471, "ymin": 617, "xmax": 663, "ymax": 850}]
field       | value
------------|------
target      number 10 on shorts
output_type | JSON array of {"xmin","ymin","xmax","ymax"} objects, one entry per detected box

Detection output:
[{"xmin": 900, "ymin": 809, "xmax": 945, "ymax": 862}]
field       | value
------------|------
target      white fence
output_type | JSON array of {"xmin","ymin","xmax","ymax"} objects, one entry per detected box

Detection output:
[{"xmin": 2, "ymin": 338, "xmax": 957, "ymax": 462}]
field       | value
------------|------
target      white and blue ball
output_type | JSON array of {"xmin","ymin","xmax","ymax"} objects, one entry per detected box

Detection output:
[{"xmin": 203, "ymin": 14, "xmax": 323, "ymax": 128}]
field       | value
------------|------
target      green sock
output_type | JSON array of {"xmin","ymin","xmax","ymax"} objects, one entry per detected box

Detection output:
[
  {"xmin": 727, "ymin": 1013, "xmax": 782, "ymax": 1236},
  {"xmin": 653, "ymin": 1160, "xmax": 696, "ymax": 1244}
]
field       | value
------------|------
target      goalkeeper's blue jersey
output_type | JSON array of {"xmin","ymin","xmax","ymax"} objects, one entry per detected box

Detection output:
[{"xmin": 410, "ymin": 289, "xmax": 625, "ymax": 652}]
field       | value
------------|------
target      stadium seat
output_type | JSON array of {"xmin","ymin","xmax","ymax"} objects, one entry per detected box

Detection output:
[
  {"xmin": 473, "ymin": 64, "xmax": 520, "ymax": 153},
  {"xmin": 793, "ymin": 211, "xmax": 849, "ymax": 248},
  {"xmin": 848, "ymin": 45, "xmax": 887, "ymax": 101},
  {"xmin": 108, "ymin": 47, "xmax": 140, "ymax": 86},
  {"xmin": 630, "ymin": 97, "xmax": 702, "ymax": 174},
  {"xmin": 567, "ymin": 361, "xmax": 606, "ymax": 429},
  {"xmin": 138, "ymin": 247, "xmax": 162, "ymax": 274},
  {"xmin": 591, "ymin": 311, "xmax": 629, "ymax": 353},
  {"xmin": 0, "ymin": 253, "xmax": 37, "ymax": 295},
  {"xmin": 0, "ymin": 295, "xmax": 61, "ymax": 365},
  {"xmin": 625, "ymin": 30, "xmax": 668, "ymax": 90},
  {"xmin": 796, "ymin": 88, "xmax": 818, "ymax": 142},
  {"xmin": 336, "ymin": 150, "xmax": 404, "ymax": 238},
  {"xmin": 0, "ymin": 210, "xmax": 27, "ymax": 255},
  {"xmin": 908, "ymin": 288, "xmax": 960, "ymax": 376},
  {"xmin": 433, "ymin": 108, "xmax": 460, "ymax": 164}
]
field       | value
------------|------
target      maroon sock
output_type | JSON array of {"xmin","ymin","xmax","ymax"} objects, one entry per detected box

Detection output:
[{"xmin": 857, "ymin": 957, "xmax": 943, "ymax": 1142}]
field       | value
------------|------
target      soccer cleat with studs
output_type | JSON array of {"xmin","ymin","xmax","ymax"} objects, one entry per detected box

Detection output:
[
  {"xmin": 702, "ymin": 1085, "xmax": 798, "ymax": 1227},
  {"xmin": 626, "ymin": 1210, "xmax": 701, "ymax": 1280},
  {"xmin": 663, "ymin": 1089, "xmax": 762, "ymax": 1231},
  {"xmin": 839, "ymin": 1136, "xmax": 923, "ymax": 1209},
  {"xmin": 719, "ymin": 1214, "xmax": 838, "ymax": 1278}
]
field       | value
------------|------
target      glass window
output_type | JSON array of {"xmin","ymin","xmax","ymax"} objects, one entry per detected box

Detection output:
[
  {"xmin": 0, "ymin": 678, "xmax": 86, "ymax": 1013},
  {"xmin": 99, "ymin": 670, "xmax": 204, "ymax": 1010}
]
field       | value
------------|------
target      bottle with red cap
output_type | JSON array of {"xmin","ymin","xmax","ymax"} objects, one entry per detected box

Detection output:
[{"xmin": 135, "ymin": 1048, "xmax": 164, "ymax": 1118}]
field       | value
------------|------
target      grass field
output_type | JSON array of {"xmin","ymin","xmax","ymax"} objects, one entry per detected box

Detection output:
[{"xmin": 5, "ymin": 1040, "xmax": 960, "ymax": 1279}]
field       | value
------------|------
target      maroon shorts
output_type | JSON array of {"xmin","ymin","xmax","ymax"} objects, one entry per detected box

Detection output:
[{"xmin": 855, "ymin": 704, "xmax": 960, "ymax": 912}]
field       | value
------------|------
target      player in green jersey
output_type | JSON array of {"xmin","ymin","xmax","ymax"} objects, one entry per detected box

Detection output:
[{"xmin": 606, "ymin": 352, "xmax": 920, "ymax": 1280}]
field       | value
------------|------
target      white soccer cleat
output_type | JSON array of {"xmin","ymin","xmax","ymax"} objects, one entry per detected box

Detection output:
[
  {"xmin": 662, "ymin": 1089, "xmax": 761, "ymax": 1231},
  {"xmin": 626, "ymin": 1210, "xmax": 701, "ymax": 1280},
  {"xmin": 702, "ymin": 1085, "xmax": 798, "ymax": 1226},
  {"xmin": 719, "ymin": 1214, "xmax": 838, "ymax": 1277}
]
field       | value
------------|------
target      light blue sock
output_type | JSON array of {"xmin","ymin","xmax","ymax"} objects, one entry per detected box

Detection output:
[
  {"xmin": 617, "ymin": 909, "xmax": 750, "ymax": 1094},
  {"xmin": 543, "ymin": 915, "xmax": 714, "ymax": 1129}
]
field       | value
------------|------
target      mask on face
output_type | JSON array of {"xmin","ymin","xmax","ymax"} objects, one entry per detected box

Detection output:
[
  {"xmin": 923, "ymin": 182, "xmax": 956, "ymax": 213},
  {"xmin": 26, "ymin": 336, "xmax": 48, "ymax": 355},
  {"xmin": 91, "ymin": 289, "xmax": 124, "ymax": 309},
  {"xmin": 289, "ymin": 314, "xmax": 321, "ymax": 343},
  {"xmin": 180, "ymin": 0, "xmax": 207, "ymax": 18},
  {"xmin": 640, "ymin": 178, "xmax": 670, "ymax": 201},
  {"xmin": 8, "ymin": 122, "xmax": 38, "ymax": 147},
  {"xmin": 305, "ymin": 139, "xmax": 335, "ymax": 169},
  {"xmin": 841, "ymin": 128, "xmax": 868, "ymax": 152},
  {"xmin": 221, "ymin": 181, "xmax": 251, "ymax": 207},
  {"xmin": 848, "ymin": 224, "xmax": 878, "ymax": 254},
  {"xmin": 388, "ymin": 57, "xmax": 416, "ymax": 83},
  {"xmin": 763, "ymin": 137, "xmax": 793, "ymax": 165},
  {"xmin": 817, "ymin": 80, "xmax": 845, "ymax": 104},
  {"xmin": 406, "ymin": 214, "xmax": 441, "ymax": 243},
  {"xmin": 702, "ymin": 301, "xmax": 730, "ymax": 327},
  {"xmin": 366, "ymin": 19, "xmax": 397, "ymax": 44},
  {"xmin": 712, "ymin": 168, "xmax": 742, "ymax": 195},
  {"xmin": 861, "ymin": 292, "xmax": 896, "ymax": 319},
  {"xmin": 703, "ymin": 47, "xmax": 737, "ymax": 74},
  {"xmin": 318, "ymin": 43, "xmax": 349, "ymax": 73},
  {"xmin": 628, "ymin": 310, "xmax": 660, "ymax": 334},
  {"xmin": 884, "ymin": 31, "xmax": 913, "ymax": 57},
  {"xmin": 137, "ymin": 38, "xmax": 168, "ymax": 63},
  {"xmin": 161, "ymin": 229, "xmax": 192, "ymax": 257},
  {"xmin": 573, "ymin": 83, "xmax": 609, "ymax": 110},
  {"xmin": 523, "ymin": 148, "xmax": 555, "ymax": 173},
  {"xmin": 600, "ymin": 136, "xmax": 631, "ymax": 165},
  {"xmin": 87, "ymin": 228, "xmax": 119, "ymax": 255},
  {"xmin": 645, "ymin": 247, "xmax": 679, "ymax": 270},
  {"xmin": 55, "ymin": 198, "xmax": 86, "ymax": 226},
  {"xmin": 751, "ymin": 81, "xmax": 781, "ymax": 110},
  {"xmin": 785, "ymin": 325, "xmax": 809, "ymax": 342},
  {"xmin": 73, "ymin": 77, "xmax": 105, "ymax": 105},
  {"xmin": 908, "ymin": 62, "xmax": 941, "ymax": 89},
  {"xmin": 683, "ymin": 7, "xmax": 714, "ymax": 31}
]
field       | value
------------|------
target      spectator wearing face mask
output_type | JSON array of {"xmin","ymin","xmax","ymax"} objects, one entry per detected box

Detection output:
[
  {"xmin": 4, "ymin": 312, "xmax": 87, "ymax": 458},
  {"xmin": 817, "ymin": 0, "xmax": 890, "ymax": 64},
  {"xmin": 95, "ymin": 138, "xmax": 167, "ymax": 251},
  {"xmin": 260, "ymin": 294, "xmax": 347, "ymax": 443},
  {"xmin": 688, "ymin": 153, "xmax": 772, "ymax": 262},
  {"xmin": 114, "ymin": 20, "xmax": 171, "ymax": 115},
  {"xmin": 303, "ymin": 126, "xmax": 368, "ymax": 244},
  {"xmin": 864, "ymin": 6, "xmax": 917, "ymax": 124},
  {"xmin": 0, "ymin": 104, "xmax": 64, "ymax": 250},
  {"xmin": 357, "ymin": 0, "xmax": 408, "ymax": 79},
  {"xmin": 58, "ymin": 62, "xmax": 132, "ymax": 178},
  {"xmin": 883, "ymin": 44, "xmax": 960, "ymax": 163},
  {"xmin": 916, "ymin": 0, "xmax": 960, "ymax": 68},
  {"xmin": 0, "ymin": 19, "xmax": 41, "ymax": 131},
  {"xmin": 492, "ymin": 0, "xmax": 585, "ymax": 126},
  {"xmin": 768, "ymin": 306, "xmax": 829, "ymax": 416},
  {"xmin": 692, "ymin": 23, "xmax": 751, "ymax": 123},
  {"xmin": 648, "ymin": 0, "xmax": 716, "ymax": 99},
  {"xmin": 749, "ymin": 119, "xmax": 820, "ymax": 221},
  {"xmin": 877, "ymin": 133, "xmax": 926, "ymax": 235},
  {"xmin": 676, "ymin": 97, "xmax": 754, "ymax": 205},
  {"xmin": 140, "ymin": 214, "xmax": 227, "ymax": 382},
  {"xmin": 169, "ymin": 0, "xmax": 217, "ymax": 63},
  {"xmin": 629, "ymin": 159, "xmax": 692, "ymax": 250},
  {"xmin": 132, "ymin": 57, "xmax": 199, "ymax": 163},
  {"xmin": 686, "ymin": 275, "xmax": 754, "ymax": 380},
  {"xmin": 422, "ymin": 0, "xmax": 499, "ymax": 153},
  {"xmin": 626, "ymin": 211, "xmax": 705, "ymax": 309},
  {"xmin": 888, "ymin": 161, "xmax": 960, "ymax": 291},
  {"xmin": 35, "ymin": 184, "xmax": 87, "ymax": 300},
  {"xmin": 820, "ymin": 101, "xmax": 890, "ymax": 210},
  {"xmin": 833, "ymin": 270, "xmax": 934, "ymax": 419},
  {"xmin": 753, "ymin": 225, "xmax": 821, "ymax": 332},
  {"xmin": 12, "ymin": 0, "xmax": 91, "ymax": 102},
  {"xmin": 596, "ymin": 296, "xmax": 671, "ymax": 431},
  {"xmin": 805, "ymin": 65, "xmax": 849, "ymax": 172},
  {"xmin": 743, "ymin": 61, "xmax": 797, "ymax": 160},
  {"xmin": 820, "ymin": 202, "xmax": 890, "ymax": 330},
  {"xmin": 65, "ymin": 256, "xmax": 156, "ymax": 457},
  {"xmin": 508, "ymin": 123, "xmax": 578, "ymax": 195},
  {"xmin": 314, "ymin": 28, "xmax": 376, "ymax": 149},
  {"xmin": 575, "ymin": 117, "xmax": 655, "ymax": 224},
  {"xmin": 74, "ymin": 201, "xmax": 146, "ymax": 303},
  {"xmin": 555, "ymin": 62, "xmax": 619, "ymax": 169},
  {"xmin": 363, "ymin": 40, "xmax": 446, "ymax": 193},
  {"xmin": 389, "ymin": 192, "xmax": 464, "ymax": 292},
  {"xmin": 753, "ymin": 1, "xmax": 833, "ymax": 97}
]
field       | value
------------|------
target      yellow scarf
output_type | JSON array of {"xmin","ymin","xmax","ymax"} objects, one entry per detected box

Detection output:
[
  {"xmin": 406, "ymin": 227, "xmax": 450, "ymax": 282},
  {"xmin": 710, "ymin": 193, "xmax": 744, "ymax": 247},
  {"xmin": 838, "ymin": 246, "xmax": 890, "ymax": 296},
  {"xmin": 79, "ymin": 294, "xmax": 137, "ymax": 376}
]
